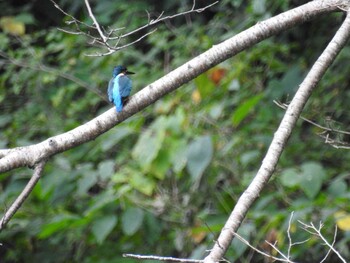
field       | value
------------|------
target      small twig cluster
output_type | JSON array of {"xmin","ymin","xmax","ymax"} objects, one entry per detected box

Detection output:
[
  {"xmin": 51, "ymin": 0, "xmax": 218, "ymax": 56},
  {"xmin": 123, "ymin": 212, "xmax": 346, "ymax": 263},
  {"xmin": 274, "ymin": 100, "xmax": 350, "ymax": 149}
]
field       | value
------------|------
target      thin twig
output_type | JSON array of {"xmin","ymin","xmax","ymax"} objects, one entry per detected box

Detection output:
[
  {"xmin": 298, "ymin": 221, "xmax": 346, "ymax": 263},
  {"xmin": 319, "ymin": 134, "xmax": 350, "ymax": 149},
  {"xmin": 84, "ymin": 28, "xmax": 157, "ymax": 57},
  {"xmin": 0, "ymin": 161, "xmax": 46, "ymax": 230},
  {"xmin": 123, "ymin": 254, "xmax": 203, "ymax": 263},
  {"xmin": 109, "ymin": 1, "xmax": 219, "ymax": 40},
  {"xmin": 273, "ymin": 100, "xmax": 350, "ymax": 135},
  {"xmin": 84, "ymin": 0, "xmax": 107, "ymax": 43},
  {"xmin": 233, "ymin": 232, "xmax": 296, "ymax": 263},
  {"xmin": 266, "ymin": 240, "xmax": 293, "ymax": 262},
  {"xmin": 287, "ymin": 211, "xmax": 294, "ymax": 259},
  {"xmin": 204, "ymin": 7, "xmax": 350, "ymax": 263},
  {"xmin": 319, "ymin": 225, "xmax": 338, "ymax": 263},
  {"xmin": 51, "ymin": 0, "xmax": 218, "ymax": 56},
  {"xmin": 50, "ymin": 0, "xmax": 94, "ymax": 29}
]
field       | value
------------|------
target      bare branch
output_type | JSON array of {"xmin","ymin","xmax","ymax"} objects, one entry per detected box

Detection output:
[
  {"xmin": 287, "ymin": 211, "xmax": 294, "ymax": 259},
  {"xmin": 233, "ymin": 232, "xmax": 296, "ymax": 263},
  {"xmin": 109, "ymin": 1, "xmax": 218, "ymax": 40},
  {"xmin": 0, "ymin": 0, "xmax": 340, "ymax": 172},
  {"xmin": 274, "ymin": 100, "xmax": 350, "ymax": 149},
  {"xmin": 84, "ymin": 28, "xmax": 157, "ymax": 57},
  {"xmin": 204, "ymin": 5, "xmax": 350, "ymax": 263},
  {"xmin": 298, "ymin": 221, "xmax": 346, "ymax": 263},
  {"xmin": 84, "ymin": 0, "xmax": 107, "ymax": 43},
  {"xmin": 0, "ymin": 161, "xmax": 46, "ymax": 230},
  {"xmin": 123, "ymin": 254, "xmax": 203, "ymax": 263},
  {"xmin": 0, "ymin": 0, "xmax": 346, "ymax": 230},
  {"xmin": 51, "ymin": 0, "xmax": 218, "ymax": 56},
  {"xmin": 274, "ymin": 101, "xmax": 350, "ymax": 135},
  {"xmin": 50, "ymin": 0, "xmax": 94, "ymax": 29},
  {"xmin": 319, "ymin": 134, "xmax": 350, "ymax": 149}
]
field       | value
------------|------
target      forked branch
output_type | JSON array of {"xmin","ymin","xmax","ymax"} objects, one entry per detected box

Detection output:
[
  {"xmin": 51, "ymin": 0, "xmax": 218, "ymax": 56},
  {"xmin": 204, "ymin": 7, "xmax": 350, "ymax": 263},
  {"xmin": 0, "ymin": 161, "xmax": 46, "ymax": 230}
]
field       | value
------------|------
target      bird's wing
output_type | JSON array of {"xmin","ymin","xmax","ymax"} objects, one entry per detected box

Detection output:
[
  {"xmin": 113, "ymin": 76, "xmax": 123, "ymax": 112},
  {"xmin": 107, "ymin": 78, "xmax": 114, "ymax": 103},
  {"xmin": 117, "ymin": 75, "xmax": 132, "ymax": 98}
]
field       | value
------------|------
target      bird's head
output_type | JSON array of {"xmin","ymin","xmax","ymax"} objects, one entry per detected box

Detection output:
[{"xmin": 113, "ymin": 65, "xmax": 135, "ymax": 77}]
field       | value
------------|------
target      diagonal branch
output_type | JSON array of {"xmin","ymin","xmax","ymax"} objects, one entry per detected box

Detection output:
[
  {"xmin": 204, "ymin": 7, "xmax": 350, "ymax": 263},
  {"xmin": 84, "ymin": 0, "xmax": 107, "ymax": 43},
  {"xmin": 0, "ymin": 161, "xmax": 46, "ymax": 230},
  {"xmin": 0, "ymin": 0, "xmax": 342, "ymax": 174}
]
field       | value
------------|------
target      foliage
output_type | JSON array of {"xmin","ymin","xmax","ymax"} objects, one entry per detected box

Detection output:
[{"xmin": 0, "ymin": 0, "xmax": 349, "ymax": 262}]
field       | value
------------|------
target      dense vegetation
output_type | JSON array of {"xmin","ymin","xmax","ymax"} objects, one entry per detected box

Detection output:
[{"xmin": 0, "ymin": 0, "xmax": 349, "ymax": 262}]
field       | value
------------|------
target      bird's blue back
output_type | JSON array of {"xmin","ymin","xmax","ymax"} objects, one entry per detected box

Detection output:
[
  {"xmin": 117, "ymin": 75, "xmax": 132, "ymax": 97},
  {"xmin": 107, "ymin": 65, "xmax": 133, "ymax": 112}
]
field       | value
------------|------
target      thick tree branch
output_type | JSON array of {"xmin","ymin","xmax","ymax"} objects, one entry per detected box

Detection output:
[
  {"xmin": 0, "ymin": 0, "xmax": 343, "ymax": 174},
  {"xmin": 204, "ymin": 7, "xmax": 350, "ymax": 263},
  {"xmin": 0, "ymin": 161, "xmax": 46, "ymax": 230}
]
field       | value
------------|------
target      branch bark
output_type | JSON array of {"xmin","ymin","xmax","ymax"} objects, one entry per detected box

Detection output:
[
  {"xmin": 0, "ymin": 0, "xmax": 343, "ymax": 174},
  {"xmin": 204, "ymin": 8, "xmax": 350, "ymax": 263},
  {"xmin": 0, "ymin": 161, "xmax": 46, "ymax": 230}
]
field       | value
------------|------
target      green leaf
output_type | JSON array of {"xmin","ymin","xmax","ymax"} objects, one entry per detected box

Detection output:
[
  {"xmin": 129, "ymin": 172, "xmax": 156, "ymax": 196},
  {"xmin": 169, "ymin": 138, "xmax": 187, "ymax": 173},
  {"xmin": 101, "ymin": 127, "xmax": 132, "ymax": 151},
  {"xmin": 327, "ymin": 179, "xmax": 347, "ymax": 198},
  {"xmin": 149, "ymin": 148, "xmax": 170, "ymax": 180},
  {"xmin": 194, "ymin": 73, "xmax": 215, "ymax": 98},
  {"xmin": 280, "ymin": 168, "xmax": 302, "ymax": 188},
  {"xmin": 132, "ymin": 118, "xmax": 166, "ymax": 169},
  {"xmin": 92, "ymin": 215, "xmax": 118, "ymax": 244},
  {"xmin": 231, "ymin": 94, "xmax": 263, "ymax": 127},
  {"xmin": 144, "ymin": 212, "xmax": 162, "ymax": 245},
  {"xmin": 300, "ymin": 162, "xmax": 326, "ymax": 199},
  {"xmin": 84, "ymin": 190, "xmax": 118, "ymax": 216},
  {"xmin": 121, "ymin": 207, "xmax": 144, "ymax": 235},
  {"xmin": 186, "ymin": 135, "xmax": 213, "ymax": 183},
  {"xmin": 240, "ymin": 150, "xmax": 260, "ymax": 167},
  {"xmin": 15, "ymin": 13, "xmax": 35, "ymax": 25},
  {"xmin": 0, "ymin": 115, "xmax": 12, "ymax": 128},
  {"xmin": 98, "ymin": 160, "xmax": 115, "ymax": 180},
  {"xmin": 39, "ymin": 214, "xmax": 80, "ymax": 239},
  {"xmin": 77, "ymin": 172, "xmax": 98, "ymax": 196}
]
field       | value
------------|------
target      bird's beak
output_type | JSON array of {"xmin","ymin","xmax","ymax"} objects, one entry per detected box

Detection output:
[{"xmin": 126, "ymin": 70, "xmax": 135, "ymax": 75}]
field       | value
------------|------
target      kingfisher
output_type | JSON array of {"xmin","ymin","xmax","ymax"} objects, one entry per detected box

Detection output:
[{"xmin": 107, "ymin": 65, "xmax": 135, "ymax": 112}]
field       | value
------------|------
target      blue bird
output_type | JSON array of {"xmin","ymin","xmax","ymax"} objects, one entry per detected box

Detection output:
[{"xmin": 107, "ymin": 65, "xmax": 135, "ymax": 112}]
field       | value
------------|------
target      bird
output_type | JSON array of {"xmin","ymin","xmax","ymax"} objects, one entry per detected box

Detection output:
[{"xmin": 107, "ymin": 65, "xmax": 135, "ymax": 112}]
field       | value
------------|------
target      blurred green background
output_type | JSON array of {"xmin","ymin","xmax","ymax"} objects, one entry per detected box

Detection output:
[{"xmin": 0, "ymin": 0, "xmax": 349, "ymax": 262}]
